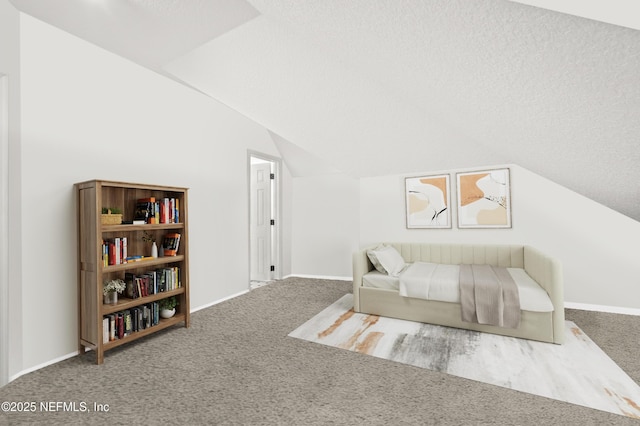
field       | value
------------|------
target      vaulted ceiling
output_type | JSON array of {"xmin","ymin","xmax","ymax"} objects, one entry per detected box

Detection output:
[{"xmin": 10, "ymin": 0, "xmax": 640, "ymax": 221}]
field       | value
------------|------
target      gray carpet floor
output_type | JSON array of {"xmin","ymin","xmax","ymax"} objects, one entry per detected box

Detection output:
[{"xmin": 1, "ymin": 277, "xmax": 639, "ymax": 425}]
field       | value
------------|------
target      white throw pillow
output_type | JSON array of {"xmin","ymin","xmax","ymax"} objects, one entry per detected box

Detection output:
[
  {"xmin": 367, "ymin": 245, "xmax": 406, "ymax": 277},
  {"xmin": 366, "ymin": 245, "xmax": 388, "ymax": 274}
]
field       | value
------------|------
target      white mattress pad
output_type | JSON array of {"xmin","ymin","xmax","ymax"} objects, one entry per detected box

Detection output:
[{"xmin": 362, "ymin": 264, "xmax": 554, "ymax": 312}]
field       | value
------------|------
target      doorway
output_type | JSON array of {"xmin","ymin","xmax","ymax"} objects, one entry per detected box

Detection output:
[{"xmin": 248, "ymin": 151, "xmax": 281, "ymax": 289}]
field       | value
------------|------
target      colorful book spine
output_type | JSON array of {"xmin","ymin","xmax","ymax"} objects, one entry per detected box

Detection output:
[
  {"xmin": 117, "ymin": 313, "xmax": 124, "ymax": 339},
  {"xmin": 109, "ymin": 242, "xmax": 116, "ymax": 265}
]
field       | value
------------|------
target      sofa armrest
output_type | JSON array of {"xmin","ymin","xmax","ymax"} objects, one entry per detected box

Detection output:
[
  {"xmin": 524, "ymin": 246, "xmax": 565, "ymax": 343},
  {"xmin": 353, "ymin": 248, "xmax": 374, "ymax": 312}
]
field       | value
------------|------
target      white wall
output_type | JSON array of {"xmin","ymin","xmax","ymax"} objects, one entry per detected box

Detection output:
[
  {"xmin": 279, "ymin": 162, "xmax": 293, "ymax": 278},
  {"xmin": 360, "ymin": 164, "xmax": 640, "ymax": 311},
  {"xmin": 11, "ymin": 5, "xmax": 640, "ymax": 381},
  {"xmin": 0, "ymin": 0, "xmax": 22, "ymax": 385},
  {"xmin": 291, "ymin": 173, "xmax": 359, "ymax": 279},
  {"xmin": 18, "ymin": 15, "xmax": 287, "ymax": 372}
]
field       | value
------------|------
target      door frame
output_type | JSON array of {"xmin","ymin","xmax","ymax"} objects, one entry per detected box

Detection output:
[{"xmin": 247, "ymin": 150, "xmax": 282, "ymax": 287}]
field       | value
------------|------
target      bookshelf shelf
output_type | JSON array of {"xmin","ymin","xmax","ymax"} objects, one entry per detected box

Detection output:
[
  {"xmin": 101, "ymin": 313, "xmax": 186, "ymax": 351},
  {"xmin": 102, "ymin": 255, "xmax": 185, "ymax": 273},
  {"xmin": 101, "ymin": 287, "xmax": 185, "ymax": 315},
  {"xmin": 102, "ymin": 223, "xmax": 185, "ymax": 233},
  {"xmin": 76, "ymin": 179, "xmax": 190, "ymax": 364}
]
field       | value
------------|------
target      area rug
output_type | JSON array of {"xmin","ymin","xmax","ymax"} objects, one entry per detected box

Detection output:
[{"xmin": 288, "ymin": 294, "xmax": 640, "ymax": 419}]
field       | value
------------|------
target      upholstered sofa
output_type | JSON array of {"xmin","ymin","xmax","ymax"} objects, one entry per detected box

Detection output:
[{"xmin": 352, "ymin": 243, "xmax": 565, "ymax": 344}]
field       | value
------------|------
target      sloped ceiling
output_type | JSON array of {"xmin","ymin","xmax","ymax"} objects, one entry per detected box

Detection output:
[
  {"xmin": 10, "ymin": 0, "xmax": 260, "ymax": 69},
  {"xmin": 10, "ymin": 0, "xmax": 640, "ymax": 221}
]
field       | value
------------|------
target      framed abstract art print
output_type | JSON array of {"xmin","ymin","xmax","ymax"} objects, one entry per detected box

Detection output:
[
  {"xmin": 405, "ymin": 174, "xmax": 451, "ymax": 229},
  {"xmin": 456, "ymin": 168, "xmax": 511, "ymax": 228}
]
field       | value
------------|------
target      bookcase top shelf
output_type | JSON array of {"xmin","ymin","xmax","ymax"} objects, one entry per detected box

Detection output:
[{"xmin": 76, "ymin": 179, "xmax": 188, "ymax": 192}]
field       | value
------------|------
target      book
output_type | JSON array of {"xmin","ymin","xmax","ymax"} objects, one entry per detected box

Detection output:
[
  {"xmin": 131, "ymin": 307, "xmax": 139, "ymax": 333},
  {"xmin": 102, "ymin": 317, "xmax": 109, "ymax": 344},
  {"xmin": 114, "ymin": 237, "xmax": 121, "ymax": 265},
  {"xmin": 162, "ymin": 232, "xmax": 181, "ymax": 256},
  {"xmin": 160, "ymin": 198, "xmax": 169, "ymax": 223},
  {"xmin": 141, "ymin": 306, "xmax": 148, "ymax": 330},
  {"xmin": 149, "ymin": 270, "xmax": 157, "ymax": 294},
  {"xmin": 142, "ymin": 273, "xmax": 154, "ymax": 296},
  {"xmin": 108, "ymin": 242, "xmax": 116, "ymax": 265},
  {"xmin": 137, "ymin": 308, "xmax": 143, "ymax": 331},
  {"xmin": 134, "ymin": 201, "xmax": 152, "ymax": 224},
  {"xmin": 102, "ymin": 240, "xmax": 108, "ymax": 267},
  {"xmin": 117, "ymin": 312, "xmax": 124, "ymax": 339},
  {"xmin": 123, "ymin": 310, "xmax": 132, "ymax": 336},
  {"xmin": 138, "ymin": 198, "xmax": 156, "ymax": 224},
  {"xmin": 125, "ymin": 273, "xmax": 136, "ymax": 298},
  {"xmin": 121, "ymin": 237, "xmax": 127, "ymax": 263},
  {"xmin": 157, "ymin": 270, "xmax": 164, "ymax": 293},
  {"xmin": 109, "ymin": 314, "xmax": 116, "ymax": 341}
]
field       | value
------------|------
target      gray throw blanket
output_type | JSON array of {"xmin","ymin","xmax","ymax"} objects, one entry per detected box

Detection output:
[{"xmin": 459, "ymin": 264, "xmax": 521, "ymax": 329}]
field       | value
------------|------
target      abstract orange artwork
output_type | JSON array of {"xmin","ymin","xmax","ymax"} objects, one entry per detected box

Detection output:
[
  {"xmin": 405, "ymin": 174, "xmax": 451, "ymax": 228},
  {"xmin": 456, "ymin": 168, "xmax": 511, "ymax": 228}
]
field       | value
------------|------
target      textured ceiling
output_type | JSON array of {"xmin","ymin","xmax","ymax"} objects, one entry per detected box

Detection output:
[{"xmin": 10, "ymin": 0, "xmax": 640, "ymax": 221}]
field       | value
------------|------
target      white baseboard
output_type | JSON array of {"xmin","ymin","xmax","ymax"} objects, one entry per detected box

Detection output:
[
  {"xmin": 9, "ymin": 350, "xmax": 79, "ymax": 383},
  {"xmin": 565, "ymin": 302, "xmax": 640, "ymax": 316},
  {"xmin": 191, "ymin": 289, "xmax": 250, "ymax": 313},
  {"xmin": 283, "ymin": 274, "xmax": 352, "ymax": 281}
]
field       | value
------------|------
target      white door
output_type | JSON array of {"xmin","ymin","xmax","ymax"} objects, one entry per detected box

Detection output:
[{"xmin": 250, "ymin": 161, "xmax": 272, "ymax": 281}]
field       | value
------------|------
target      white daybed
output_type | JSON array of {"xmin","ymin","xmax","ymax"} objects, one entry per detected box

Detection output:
[{"xmin": 352, "ymin": 243, "xmax": 565, "ymax": 344}]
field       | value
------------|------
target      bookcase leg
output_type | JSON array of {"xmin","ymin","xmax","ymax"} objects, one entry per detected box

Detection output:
[{"xmin": 96, "ymin": 349, "xmax": 104, "ymax": 365}]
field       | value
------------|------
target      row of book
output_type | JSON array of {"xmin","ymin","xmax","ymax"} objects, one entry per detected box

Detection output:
[
  {"xmin": 124, "ymin": 267, "xmax": 181, "ymax": 299},
  {"xmin": 102, "ymin": 303, "xmax": 160, "ymax": 343},
  {"xmin": 102, "ymin": 237, "xmax": 127, "ymax": 266},
  {"xmin": 102, "ymin": 232, "xmax": 181, "ymax": 266},
  {"xmin": 134, "ymin": 197, "xmax": 179, "ymax": 224}
]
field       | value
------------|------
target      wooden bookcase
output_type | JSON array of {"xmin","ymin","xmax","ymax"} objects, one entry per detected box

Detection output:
[{"xmin": 76, "ymin": 180, "xmax": 190, "ymax": 364}]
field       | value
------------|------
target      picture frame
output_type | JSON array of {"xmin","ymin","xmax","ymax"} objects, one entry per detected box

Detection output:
[
  {"xmin": 456, "ymin": 168, "xmax": 511, "ymax": 228},
  {"xmin": 405, "ymin": 174, "xmax": 451, "ymax": 229}
]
